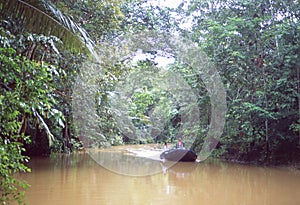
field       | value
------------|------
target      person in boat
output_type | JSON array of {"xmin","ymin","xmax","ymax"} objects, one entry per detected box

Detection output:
[
  {"xmin": 176, "ymin": 138, "xmax": 185, "ymax": 149},
  {"xmin": 163, "ymin": 142, "xmax": 169, "ymax": 150}
]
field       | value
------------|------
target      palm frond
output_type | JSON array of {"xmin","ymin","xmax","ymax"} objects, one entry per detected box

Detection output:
[{"xmin": 0, "ymin": 0, "xmax": 94, "ymax": 53}]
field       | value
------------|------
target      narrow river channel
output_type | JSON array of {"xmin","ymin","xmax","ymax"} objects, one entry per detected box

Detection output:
[{"xmin": 16, "ymin": 146, "xmax": 300, "ymax": 205}]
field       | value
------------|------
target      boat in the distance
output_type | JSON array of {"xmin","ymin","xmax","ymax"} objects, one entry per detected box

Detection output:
[{"xmin": 160, "ymin": 149, "xmax": 197, "ymax": 162}]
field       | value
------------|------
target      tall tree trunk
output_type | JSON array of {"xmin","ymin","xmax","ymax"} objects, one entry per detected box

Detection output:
[
  {"xmin": 63, "ymin": 122, "xmax": 71, "ymax": 152},
  {"xmin": 265, "ymin": 118, "xmax": 269, "ymax": 161},
  {"xmin": 263, "ymin": 64, "xmax": 269, "ymax": 161},
  {"xmin": 297, "ymin": 62, "xmax": 300, "ymax": 146},
  {"xmin": 18, "ymin": 114, "xmax": 27, "ymax": 135}
]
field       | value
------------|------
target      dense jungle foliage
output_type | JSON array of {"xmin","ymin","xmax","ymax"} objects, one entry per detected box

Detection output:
[{"xmin": 0, "ymin": 0, "xmax": 299, "ymax": 204}]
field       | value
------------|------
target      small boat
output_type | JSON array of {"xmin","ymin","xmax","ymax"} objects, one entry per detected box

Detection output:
[{"xmin": 160, "ymin": 149, "xmax": 197, "ymax": 162}]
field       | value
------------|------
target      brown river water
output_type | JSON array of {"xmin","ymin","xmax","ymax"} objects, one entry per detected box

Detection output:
[{"xmin": 16, "ymin": 145, "xmax": 300, "ymax": 205}]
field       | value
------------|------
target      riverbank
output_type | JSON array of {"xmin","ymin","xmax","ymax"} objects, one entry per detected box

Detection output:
[{"xmin": 216, "ymin": 155, "xmax": 300, "ymax": 170}]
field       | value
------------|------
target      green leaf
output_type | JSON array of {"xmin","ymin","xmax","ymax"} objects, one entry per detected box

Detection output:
[{"xmin": 0, "ymin": 0, "xmax": 94, "ymax": 53}]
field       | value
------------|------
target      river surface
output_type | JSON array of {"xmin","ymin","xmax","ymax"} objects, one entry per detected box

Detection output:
[{"xmin": 16, "ymin": 145, "xmax": 300, "ymax": 205}]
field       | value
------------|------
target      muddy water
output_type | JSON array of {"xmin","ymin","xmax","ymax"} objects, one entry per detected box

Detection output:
[{"xmin": 17, "ymin": 149, "xmax": 300, "ymax": 205}]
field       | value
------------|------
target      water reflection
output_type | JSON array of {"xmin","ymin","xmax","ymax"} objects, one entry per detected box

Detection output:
[
  {"xmin": 86, "ymin": 145, "xmax": 180, "ymax": 176},
  {"xmin": 88, "ymin": 149, "xmax": 163, "ymax": 176},
  {"xmin": 17, "ymin": 151, "xmax": 300, "ymax": 205}
]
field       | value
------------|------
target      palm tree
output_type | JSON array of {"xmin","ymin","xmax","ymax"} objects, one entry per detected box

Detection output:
[
  {"xmin": 0, "ymin": 0, "xmax": 94, "ymax": 53},
  {"xmin": 0, "ymin": 0, "xmax": 96, "ymax": 147}
]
